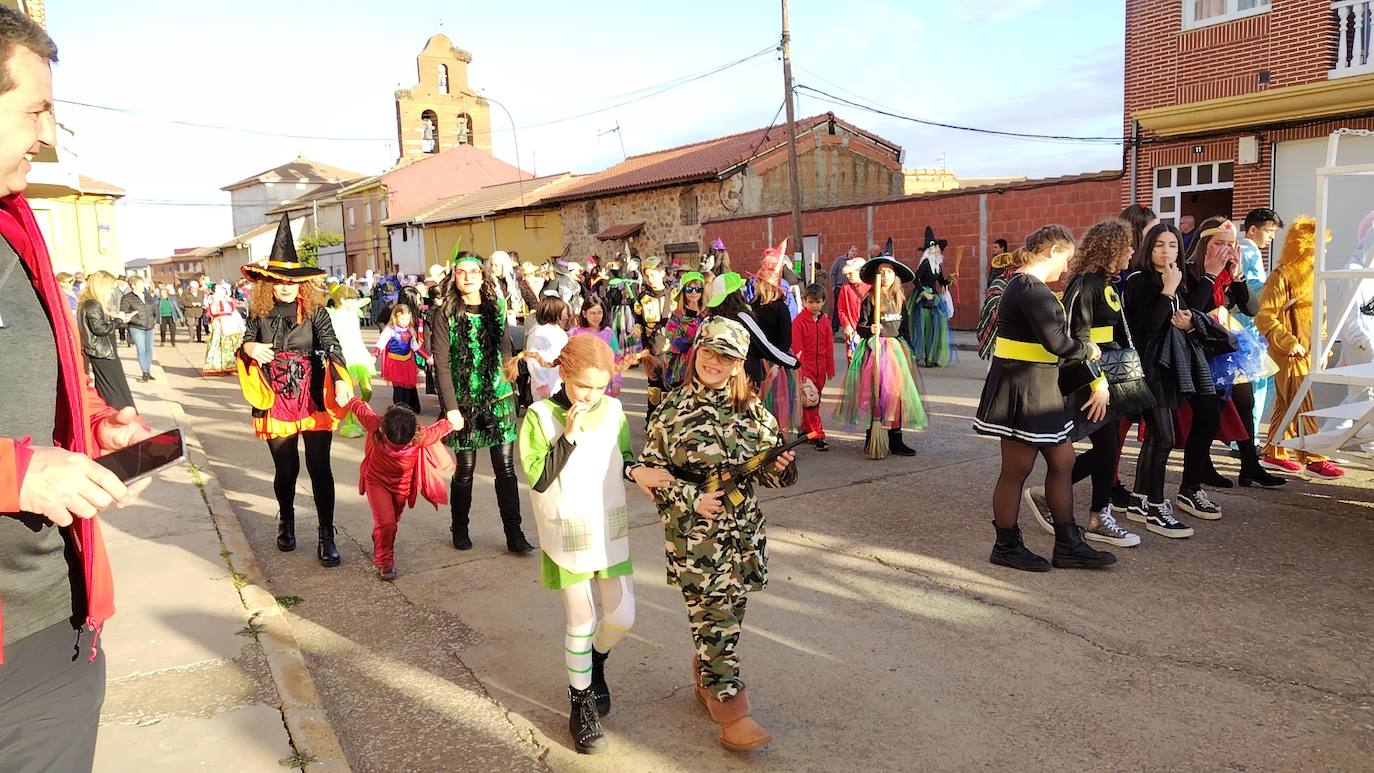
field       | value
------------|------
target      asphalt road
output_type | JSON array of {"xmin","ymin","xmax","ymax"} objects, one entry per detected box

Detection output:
[{"xmin": 158, "ymin": 339, "xmax": 1373, "ymax": 773}]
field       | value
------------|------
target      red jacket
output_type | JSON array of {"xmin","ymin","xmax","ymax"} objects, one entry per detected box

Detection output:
[
  {"xmin": 836, "ymin": 282, "xmax": 870, "ymax": 333},
  {"xmin": 791, "ymin": 311, "xmax": 836, "ymax": 384},
  {"xmin": 348, "ymin": 397, "xmax": 454, "ymax": 509},
  {"xmin": 0, "ymin": 193, "xmax": 119, "ymax": 664}
]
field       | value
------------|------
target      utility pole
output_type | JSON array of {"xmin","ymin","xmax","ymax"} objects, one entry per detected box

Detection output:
[{"xmin": 780, "ymin": 0, "xmax": 807, "ymax": 283}]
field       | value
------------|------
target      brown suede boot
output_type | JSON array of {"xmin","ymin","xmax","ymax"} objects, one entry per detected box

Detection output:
[{"xmin": 701, "ymin": 688, "xmax": 771, "ymax": 751}]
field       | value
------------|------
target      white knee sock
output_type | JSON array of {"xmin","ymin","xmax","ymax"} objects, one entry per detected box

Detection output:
[{"xmin": 562, "ymin": 581, "xmax": 596, "ymax": 689}]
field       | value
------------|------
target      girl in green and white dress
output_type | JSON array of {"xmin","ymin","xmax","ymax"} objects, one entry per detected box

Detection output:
[{"xmin": 518, "ymin": 333, "xmax": 671, "ymax": 754}]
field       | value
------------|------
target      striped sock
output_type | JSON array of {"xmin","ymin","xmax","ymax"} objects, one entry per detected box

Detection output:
[{"xmin": 565, "ymin": 622, "xmax": 596, "ymax": 690}]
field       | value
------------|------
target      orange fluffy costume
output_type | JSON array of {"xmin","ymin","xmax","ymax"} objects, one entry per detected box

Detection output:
[{"xmin": 1255, "ymin": 216, "xmax": 1324, "ymax": 464}]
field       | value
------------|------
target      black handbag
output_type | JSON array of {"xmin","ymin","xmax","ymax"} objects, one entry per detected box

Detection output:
[
  {"xmin": 1063, "ymin": 281, "xmax": 1155, "ymax": 415},
  {"xmin": 1192, "ymin": 310, "xmax": 1238, "ymax": 358}
]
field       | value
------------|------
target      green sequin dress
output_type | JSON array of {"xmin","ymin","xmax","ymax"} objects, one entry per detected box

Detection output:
[{"xmin": 444, "ymin": 301, "xmax": 517, "ymax": 452}]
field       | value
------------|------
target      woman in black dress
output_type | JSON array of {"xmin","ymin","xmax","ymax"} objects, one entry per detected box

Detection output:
[
  {"xmin": 77, "ymin": 270, "xmax": 135, "ymax": 410},
  {"xmin": 1026, "ymin": 220, "xmax": 1142, "ymax": 547},
  {"xmin": 974, "ymin": 225, "xmax": 1115, "ymax": 572}
]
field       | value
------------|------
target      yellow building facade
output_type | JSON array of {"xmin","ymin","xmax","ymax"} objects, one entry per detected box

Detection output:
[
  {"xmin": 418, "ymin": 209, "xmax": 563, "ymax": 270},
  {"xmin": 27, "ymin": 178, "xmax": 124, "ymax": 275}
]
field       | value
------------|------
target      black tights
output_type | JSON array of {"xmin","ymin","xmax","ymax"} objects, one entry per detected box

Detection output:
[
  {"xmin": 1230, "ymin": 382, "xmax": 1263, "ymax": 473},
  {"xmin": 266, "ymin": 430, "xmax": 334, "ymax": 526},
  {"xmin": 1132, "ymin": 407, "xmax": 1175, "ymax": 503},
  {"xmin": 1072, "ymin": 421, "xmax": 1120, "ymax": 511},
  {"xmin": 1182, "ymin": 394, "xmax": 1222, "ymax": 488},
  {"xmin": 993, "ymin": 439, "xmax": 1075, "ymax": 529},
  {"xmin": 450, "ymin": 442, "xmax": 523, "ymax": 534},
  {"xmin": 392, "ymin": 385, "xmax": 420, "ymax": 413}
]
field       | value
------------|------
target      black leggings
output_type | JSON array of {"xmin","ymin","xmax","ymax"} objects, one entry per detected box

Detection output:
[
  {"xmin": 993, "ymin": 438, "xmax": 1075, "ymax": 529},
  {"xmin": 1182, "ymin": 394, "xmax": 1222, "ymax": 488},
  {"xmin": 1072, "ymin": 421, "xmax": 1120, "ymax": 511},
  {"xmin": 392, "ymin": 385, "xmax": 421, "ymax": 413},
  {"xmin": 266, "ymin": 431, "xmax": 334, "ymax": 526},
  {"xmin": 450, "ymin": 442, "xmax": 522, "ymax": 533},
  {"xmin": 1132, "ymin": 407, "xmax": 1175, "ymax": 503},
  {"xmin": 1230, "ymin": 382, "xmax": 1264, "ymax": 473}
]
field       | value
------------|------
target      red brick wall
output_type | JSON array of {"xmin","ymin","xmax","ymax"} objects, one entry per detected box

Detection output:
[
  {"xmin": 1123, "ymin": 1, "xmax": 1345, "ymax": 209},
  {"xmin": 705, "ymin": 176, "xmax": 1122, "ymax": 330}
]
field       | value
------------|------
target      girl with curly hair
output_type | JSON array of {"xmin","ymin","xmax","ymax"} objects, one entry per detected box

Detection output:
[{"xmin": 429, "ymin": 250, "xmax": 534, "ymax": 553}]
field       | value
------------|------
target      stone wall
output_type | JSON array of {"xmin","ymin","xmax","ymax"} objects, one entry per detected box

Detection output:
[{"xmin": 559, "ymin": 180, "xmax": 739, "ymax": 261}]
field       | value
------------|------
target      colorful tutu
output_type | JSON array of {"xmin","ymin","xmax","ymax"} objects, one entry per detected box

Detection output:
[
  {"xmin": 904, "ymin": 293, "xmax": 953, "ymax": 367},
  {"xmin": 834, "ymin": 337, "xmax": 927, "ymax": 430},
  {"xmin": 1208, "ymin": 327, "xmax": 1265, "ymax": 393},
  {"xmin": 759, "ymin": 364, "xmax": 802, "ymax": 436}
]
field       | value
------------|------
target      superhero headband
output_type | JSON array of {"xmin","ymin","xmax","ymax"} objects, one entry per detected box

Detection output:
[{"xmin": 1198, "ymin": 220, "xmax": 1237, "ymax": 240}]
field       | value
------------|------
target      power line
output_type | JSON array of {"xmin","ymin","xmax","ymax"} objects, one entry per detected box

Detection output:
[
  {"xmin": 53, "ymin": 44, "xmax": 778, "ymax": 144},
  {"xmin": 794, "ymin": 84, "xmax": 1125, "ymax": 146}
]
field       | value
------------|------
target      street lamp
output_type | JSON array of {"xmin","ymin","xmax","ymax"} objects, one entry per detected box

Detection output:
[{"xmin": 478, "ymin": 90, "xmax": 526, "ymax": 208}]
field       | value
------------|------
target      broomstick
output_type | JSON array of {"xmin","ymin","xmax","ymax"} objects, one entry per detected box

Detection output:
[{"xmin": 866, "ymin": 270, "xmax": 889, "ymax": 459}]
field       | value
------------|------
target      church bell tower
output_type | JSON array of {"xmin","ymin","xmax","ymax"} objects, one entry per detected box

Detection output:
[{"xmin": 394, "ymin": 34, "xmax": 493, "ymax": 161}]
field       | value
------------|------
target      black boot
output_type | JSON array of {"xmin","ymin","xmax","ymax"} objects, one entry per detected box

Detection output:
[
  {"xmin": 276, "ymin": 510, "xmax": 296, "ymax": 552},
  {"xmin": 451, "ymin": 512, "xmax": 473, "ymax": 550},
  {"xmin": 888, "ymin": 429, "xmax": 916, "ymax": 456},
  {"xmin": 1238, "ymin": 440, "xmax": 1287, "ymax": 488},
  {"xmin": 505, "ymin": 527, "xmax": 535, "ymax": 554},
  {"xmin": 568, "ymin": 685, "xmax": 608, "ymax": 754},
  {"xmin": 317, "ymin": 526, "xmax": 341, "ymax": 567},
  {"xmin": 589, "ymin": 648, "xmax": 611, "ymax": 716},
  {"xmin": 989, "ymin": 523, "xmax": 1050, "ymax": 572},
  {"xmin": 1051, "ymin": 522, "xmax": 1117, "ymax": 569}
]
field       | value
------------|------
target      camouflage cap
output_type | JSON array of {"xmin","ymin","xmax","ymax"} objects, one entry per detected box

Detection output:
[{"xmin": 696, "ymin": 315, "xmax": 750, "ymax": 360}]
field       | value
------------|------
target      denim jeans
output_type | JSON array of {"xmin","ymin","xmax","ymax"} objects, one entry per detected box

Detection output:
[{"xmin": 129, "ymin": 326, "xmax": 154, "ymax": 374}]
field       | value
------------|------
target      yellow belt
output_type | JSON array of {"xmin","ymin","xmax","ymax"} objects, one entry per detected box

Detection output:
[
  {"xmin": 386, "ymin": 351, "xmax": 412, "ymax": 361},
  {"xmin": 993, "ymin": 337, "xmax": 1058, "ymax": 364},
  {"xmin": 1090, "ymin": 326, "xmax": 1114, "ymax": 344}
]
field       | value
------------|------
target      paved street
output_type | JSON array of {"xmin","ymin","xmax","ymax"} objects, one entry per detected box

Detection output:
[{"xmin": 141, "ymin": 336, "xmax": 1373, "ymax": 772}]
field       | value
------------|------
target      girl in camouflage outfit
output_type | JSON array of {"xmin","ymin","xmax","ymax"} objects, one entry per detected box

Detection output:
[{"xmin": 638, "ymin": 316, "xmax": 798, "ymax": 751}]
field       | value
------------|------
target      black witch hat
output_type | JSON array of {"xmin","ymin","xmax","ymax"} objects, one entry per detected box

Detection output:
[
  {"xmin": 922, "ymin": 226, "xmax": 948, "ymax": 253},
  {"xmin": 240, "ymin": 214, "xmax": 326, "ymax": 283},
  {"xmin": 860, "ymin": 236, "xmax": 914, "ymax": 284}
]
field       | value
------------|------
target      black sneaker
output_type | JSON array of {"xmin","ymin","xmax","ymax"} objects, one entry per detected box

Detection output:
[
  {"xmin": 1176, "ymin": 487, "xmax": 1222, "ymax": 520},
  {"xmin": 1022, "ymin": 487, "xmax": 1054, "ymax": 535},
  {"xmin": 1124, "ymin": 493, "xmax": 1149, "ymax": 522},
  {"xmin": 1144, "ymin": 500, "xmax": 1194, "ymax": 538},
  {"xmin": 568, "ymin": 686, "xmax": 608, "ymax": 754},
  {"xmin": 1239, "ymin": 468, "xmax": 1287, "ymax": 488},
  {"xmin": 814, "ymin": 438, "xmax": 830, "ymax": 452}
]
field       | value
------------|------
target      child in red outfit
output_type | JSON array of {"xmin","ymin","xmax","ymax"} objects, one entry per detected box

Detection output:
[
  {"xmin": 346, "ymin": 397, "xmax": 457, "ymax": 579},
  {"xmin": 792, "ymin": 284, "xmax": 837, "ymax": 451}
]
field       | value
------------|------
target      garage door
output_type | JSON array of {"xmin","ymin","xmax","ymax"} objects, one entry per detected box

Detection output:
[{"xmin": 1273, "ymin": 134, "xmax": 1374, "ymax": 272}]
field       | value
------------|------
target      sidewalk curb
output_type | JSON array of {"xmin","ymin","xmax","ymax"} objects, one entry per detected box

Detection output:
[{"xmin": 153, "ymin": 366, "xmax": 352, "ymax": 773}]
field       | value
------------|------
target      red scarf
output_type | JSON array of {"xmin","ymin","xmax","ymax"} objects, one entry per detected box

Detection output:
[{"xmin": 1212, "ymin": 266, "xmax": 1233, "ymax": 310}]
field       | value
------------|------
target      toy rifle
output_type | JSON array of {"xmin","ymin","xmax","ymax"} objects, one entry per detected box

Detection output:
[{"xmin": 702, "ymin": 431, "xmax": 818, "ymax": 511}]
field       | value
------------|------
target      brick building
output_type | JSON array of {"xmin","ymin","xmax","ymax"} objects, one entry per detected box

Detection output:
[
  {"xmin": 1126, "ymin": 0, "xmax": 1374, "ymax": 259},
  {"xmin": 706, "ymin": 171, "xmax": 1122, "ymax": 329},
  {"xmin": 541, "ymin": 113, "xmax": 903, "ymax": 264}
]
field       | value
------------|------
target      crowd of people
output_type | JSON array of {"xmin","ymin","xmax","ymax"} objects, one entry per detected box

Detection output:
[{"xmin": 974, "ymin": 204, "xmax": 1362, "ymax": 573}]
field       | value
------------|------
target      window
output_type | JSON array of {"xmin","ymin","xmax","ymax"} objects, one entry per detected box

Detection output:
[
  {"xmin": 380, "ymin": 198, "xmax": 388, "ymax": 219},
  {"xmin": 1152, "ymin": 161, "xmax": 1234, "ymax": 227},
  {"xmin": 1183, "ymin": 0, "xmax": 1269, "ymax": 29},
  {"xmin": 364, "ymin": 205, "xmax": 371, "ymax": 225},
  {"xmin": 679, "ymin": 187, "xmax": 698, "ymax": 226},
  {"xmin": 438, "ymin": 64, "xmax": 449, "ymax": 94},
  {"xmin": 348, "ymin": 207, "xmax": 355, "ymax": 228}
]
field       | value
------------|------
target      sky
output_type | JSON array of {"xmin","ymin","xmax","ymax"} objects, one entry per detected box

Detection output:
[{"xmin": 43, "ymin": 0, "xmax": 1125, "ymax": 259}]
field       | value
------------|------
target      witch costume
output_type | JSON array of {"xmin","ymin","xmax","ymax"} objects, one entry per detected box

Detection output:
[
  {"xmin": 903, "ymin": 227, "xmax": 954, "ymax": 367},
  {"xmin": 237, "ymin": 214, "xmax": 350, "ymax": 567}
]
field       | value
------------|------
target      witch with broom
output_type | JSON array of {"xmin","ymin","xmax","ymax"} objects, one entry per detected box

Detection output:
[{"xmin": 834, "ymin": 242, "xmax": 927, "ymax": 457}]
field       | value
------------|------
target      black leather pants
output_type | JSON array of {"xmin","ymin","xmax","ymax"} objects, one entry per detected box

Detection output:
[
  {"xmin": 1132, "ymin": 407, "xmax": 1175, "ymax": 503},
  {"xmin": 450, "ymin": 442, "xmax": 523, "ymax": 537}
]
